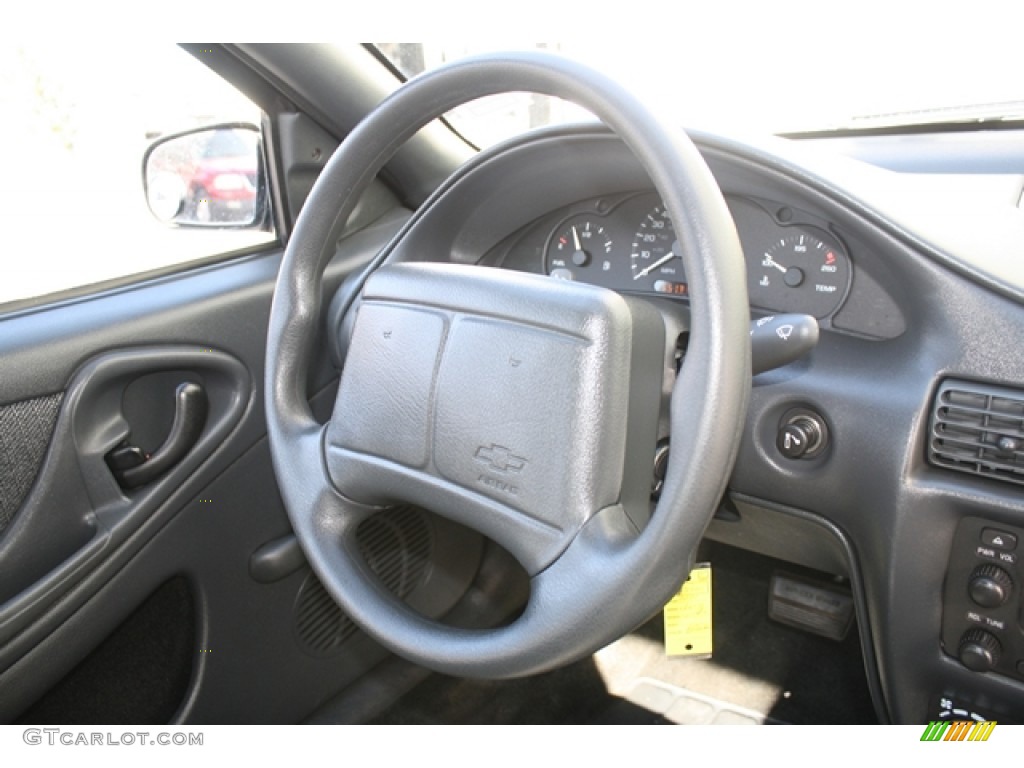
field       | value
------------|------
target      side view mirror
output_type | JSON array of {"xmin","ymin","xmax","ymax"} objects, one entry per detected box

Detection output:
[{"xmin": 143, "ymin": 123, "xmax": 267, "ymax": 228}]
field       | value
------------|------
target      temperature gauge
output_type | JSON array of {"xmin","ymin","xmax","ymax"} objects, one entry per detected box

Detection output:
[{"xmin": 749, "ymin": 230, "xmax": 850, "ymax": 318}]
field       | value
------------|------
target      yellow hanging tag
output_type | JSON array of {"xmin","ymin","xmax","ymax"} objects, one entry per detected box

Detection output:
[{"xmin": 663, "ymin": 562, "xmax": 713, "ymax": 658}]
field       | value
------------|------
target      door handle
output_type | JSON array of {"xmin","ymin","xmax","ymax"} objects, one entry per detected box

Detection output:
[{"xmin": 106, "ymin": 381, "xmax": 208, "ymax": 489}]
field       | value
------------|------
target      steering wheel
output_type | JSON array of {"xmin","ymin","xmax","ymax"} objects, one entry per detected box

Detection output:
[{"xmin": 265, "ymin": 52, "xmax": 750, "ymax": 678}]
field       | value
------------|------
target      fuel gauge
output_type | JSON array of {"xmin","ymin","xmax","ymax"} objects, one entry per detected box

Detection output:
[{"xmin": 546, "ymin": 215, "xmax": 616, "ymax": 286}]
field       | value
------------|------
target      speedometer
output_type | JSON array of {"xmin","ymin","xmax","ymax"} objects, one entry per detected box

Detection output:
[{"xmin": 629, "ymin": 204, "xmax": 688, "ymax": 295}]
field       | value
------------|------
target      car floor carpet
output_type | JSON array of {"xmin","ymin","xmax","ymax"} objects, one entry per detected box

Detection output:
[{"xmin": 370, "ymin": 541, "xmax": 878, "ymax": 725}]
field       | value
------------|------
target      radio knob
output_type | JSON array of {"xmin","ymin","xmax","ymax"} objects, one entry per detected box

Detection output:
[
  {"xmin": 958, "ymin": 629, "xmax": 1002, "ymax": 672},
  {"xmin": 968, "ymin": 564, "xmax": 1013, "ymax": 608}
]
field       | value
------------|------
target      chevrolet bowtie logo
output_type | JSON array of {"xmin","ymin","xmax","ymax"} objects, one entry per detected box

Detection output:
[{"xmin": 474, "ymin": 444, "xmax": 528, "ymax": 473}]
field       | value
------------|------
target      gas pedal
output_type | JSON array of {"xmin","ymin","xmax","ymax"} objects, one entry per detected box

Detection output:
[{"xmin": 768, "ymin": 571, "xmax": 854, "ymax": 641}]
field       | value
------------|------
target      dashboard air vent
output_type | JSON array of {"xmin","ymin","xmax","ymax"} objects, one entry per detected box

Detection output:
[{"xmin": 929, "ymin": 379, "xmax": 1024, "ymax": 487}]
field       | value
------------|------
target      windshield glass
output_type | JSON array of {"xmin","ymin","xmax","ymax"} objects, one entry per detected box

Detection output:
[{"xmin": 374, "ymin": 20, "xmax": 1022, "ymax": 147}]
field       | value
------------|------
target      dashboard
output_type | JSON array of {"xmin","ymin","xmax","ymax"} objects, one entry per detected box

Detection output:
[{"xmin": 369, "ymin": 123, "xmax": 1024, "ymax": 725}]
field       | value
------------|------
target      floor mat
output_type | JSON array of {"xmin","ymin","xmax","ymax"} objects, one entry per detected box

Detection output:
[
  {"xmin": 591, "ymin": 541, "xmax": 877, "ymax": 724},
  {"xmin": 623, "ymin": 678, "xmax": 778, "ymax": 724},
  {"xmin": 371, "ymin": 542, "xmax": 878, "ymax": 724}
]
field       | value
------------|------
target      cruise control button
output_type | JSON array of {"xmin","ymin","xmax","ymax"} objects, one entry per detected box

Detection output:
[{"xmin": 981, "ymin": 528, "xmax": 1018, "ymax": 551}]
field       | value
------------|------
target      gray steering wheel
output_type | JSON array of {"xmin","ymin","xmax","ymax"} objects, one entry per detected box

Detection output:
[{"xmin": 265, "ymin": 52, "xmax": 750, "ymax": 678}]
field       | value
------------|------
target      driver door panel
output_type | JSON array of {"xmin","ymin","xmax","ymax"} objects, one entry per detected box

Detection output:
[
  {"xmin": 0, "ymin": 180, "xmax": 487, "ymax": 721},
  {"xmin": 0, "ymin": 237, "xmax": 411, "ymax": 722}
]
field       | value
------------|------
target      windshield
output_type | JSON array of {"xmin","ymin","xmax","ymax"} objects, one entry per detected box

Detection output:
[{"xmin": 374, "ymin": 22, "xmax": 1022, "ymax": 147}]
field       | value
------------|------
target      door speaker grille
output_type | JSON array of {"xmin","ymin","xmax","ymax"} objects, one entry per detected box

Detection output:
[
  {"xmin": 293, "ymin": 506, "xmax": 433, "ymax": 657},
  {"xmin": 0, "ymin": 391, "xmax": 63, "ymax": 533},
  {"xmin": 929, "ymin": 379, "xmax": 1024, "ymax": 487}
]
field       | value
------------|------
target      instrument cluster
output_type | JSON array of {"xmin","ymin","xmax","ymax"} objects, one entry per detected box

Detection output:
[{"xmin": 538, "ymin": 192, "xmax": 852, "ymax": 319}]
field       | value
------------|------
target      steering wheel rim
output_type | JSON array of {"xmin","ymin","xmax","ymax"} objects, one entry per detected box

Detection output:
[{"xmin": 265, "ymin": 51, "xmax": 750, "ymax": 678}]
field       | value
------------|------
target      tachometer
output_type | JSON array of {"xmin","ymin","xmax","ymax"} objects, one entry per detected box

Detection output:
[
  {"xmin": 749, "ymin": 230, "xmax": 850, "ymax": 318},
  {"xmin": 630, "ymin": 203, "xmax": 688, "ymax": 295}
]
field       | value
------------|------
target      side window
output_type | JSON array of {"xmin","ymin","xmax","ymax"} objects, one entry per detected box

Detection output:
[{"xmin": 0, "ymin": 44, "xmax": 276, "ymax": 307}]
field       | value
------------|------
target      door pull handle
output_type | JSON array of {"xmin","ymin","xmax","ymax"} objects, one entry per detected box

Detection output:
[{"xmin": 106, "ymin": 381, "xmax": 208, "ymax": 489}]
